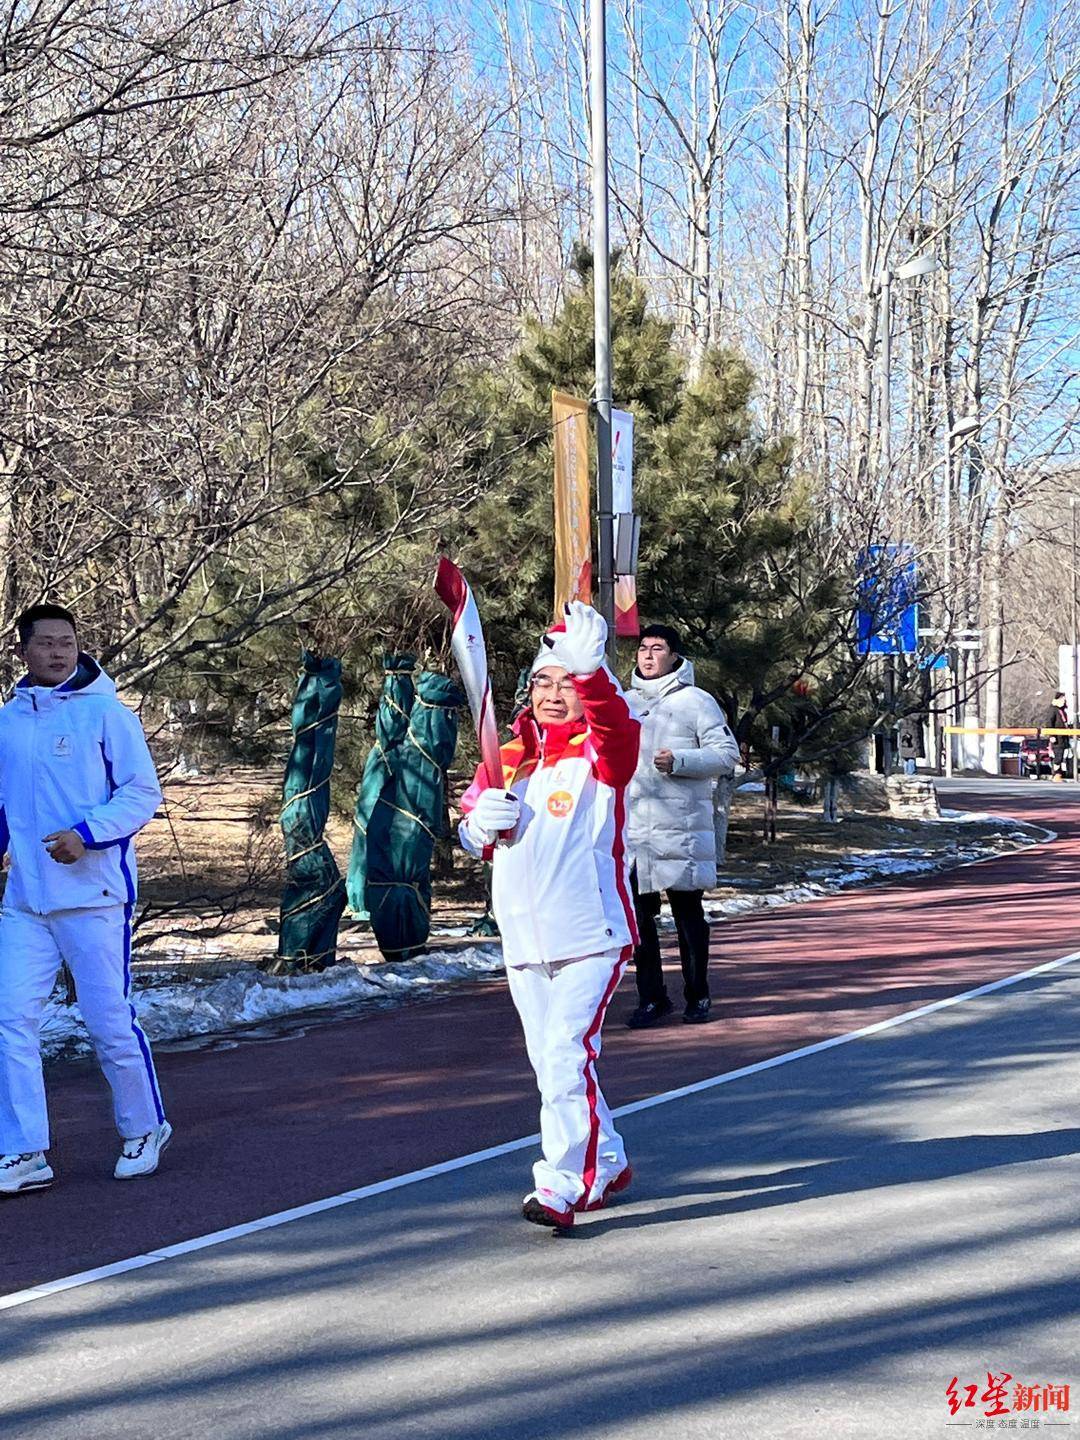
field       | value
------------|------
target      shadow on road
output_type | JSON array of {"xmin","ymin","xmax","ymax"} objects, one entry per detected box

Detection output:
[{"xmin": 4, "ymin": 961, "xmax": 1080, "ymax": 1440}]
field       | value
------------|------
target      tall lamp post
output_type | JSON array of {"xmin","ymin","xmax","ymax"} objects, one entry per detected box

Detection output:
[
  {"xmin": 878, "ymin": 251, "xmax": 939, "ymax": 480},
  {"xmin": 876, "ymin": 249, "xmax": 939, "ymax": 772},
  {"xmin": 942, "ymin": 413, "xmax": 979, "ymax": 778},
  {"xmin": 590, "ymin": 0, "xmax": 616, "ymax": 666}
]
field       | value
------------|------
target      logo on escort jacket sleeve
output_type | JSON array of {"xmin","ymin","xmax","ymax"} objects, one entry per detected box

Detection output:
[{"xmin": 547, "ymin": 790, "xmax": 574, "ymax": 818}]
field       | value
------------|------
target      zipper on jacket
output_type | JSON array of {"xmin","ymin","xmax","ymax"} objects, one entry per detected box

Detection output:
[
  {"xmin": 29, "ymin": 691, "xmax": 46, "ymax": 915},
  {"xmin": 524, "ymin": 732, "xmax": 547, "ymax": 962}
]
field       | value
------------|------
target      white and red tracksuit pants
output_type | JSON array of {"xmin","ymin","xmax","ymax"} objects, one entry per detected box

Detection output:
[
  {"xmin": 0, "ymin": 905, "xmax": 165, "ymax": 1153},
  {"xmin": 506, "ymin": 946, "xmax": 628, "ymax": 1209}
]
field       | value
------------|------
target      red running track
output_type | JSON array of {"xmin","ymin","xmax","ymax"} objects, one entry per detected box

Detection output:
[{"xmin": 2, "ymin": 782, "xmax": 1076, "ymax": 1297}]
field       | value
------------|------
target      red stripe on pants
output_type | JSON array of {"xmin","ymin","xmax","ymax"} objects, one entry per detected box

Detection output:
[{"xmin": 578, "ymin": 946, "xmax": 630, "ymax": 1205}]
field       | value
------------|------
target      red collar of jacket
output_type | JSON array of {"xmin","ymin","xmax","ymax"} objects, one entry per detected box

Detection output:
[{"xmin": 509, "ymin": 709, "xmax": 588, "ymax": 767}]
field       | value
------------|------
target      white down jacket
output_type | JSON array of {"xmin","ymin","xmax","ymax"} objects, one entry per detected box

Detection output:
[{"xmin": 626, "ymin": 659, "xmax": 739, "ymax": 893}]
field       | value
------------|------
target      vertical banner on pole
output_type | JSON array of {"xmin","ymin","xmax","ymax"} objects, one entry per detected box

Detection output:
[
  {"xmin": 552, "ymin": 390, "xmax": 592, "ymax": 616},
  {"xmin": 612, "ymin": 407, "xmax": 639, "ymax": 637}
]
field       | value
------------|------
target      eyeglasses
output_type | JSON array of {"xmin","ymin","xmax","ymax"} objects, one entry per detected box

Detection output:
[{"xmin": 531, "ymin": 677, "xmax": 578, "ymax": 695}]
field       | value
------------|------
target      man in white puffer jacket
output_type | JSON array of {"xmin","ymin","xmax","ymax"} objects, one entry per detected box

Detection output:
[
  {"xmin": 625, "ymin": 624, "xmax": 739, "ymax": 1028},
  {"xmin": 0, "ymin": 605, "xmax": 169, "ymax": 1196}
]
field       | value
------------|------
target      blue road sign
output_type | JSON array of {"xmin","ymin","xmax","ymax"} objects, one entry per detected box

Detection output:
[{"xmin": 856, "ymin": 544, "xmax": 918, "ymax": 655}]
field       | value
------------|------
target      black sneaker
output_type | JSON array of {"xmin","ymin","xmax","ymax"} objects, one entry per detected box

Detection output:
[
  {"xmin": 626, "ymin": 997, "xmax": 674, "ymax": 1029},
  {"xmin": 683, "ymin": 998, "xmax": 713, "ymax": 1024}
]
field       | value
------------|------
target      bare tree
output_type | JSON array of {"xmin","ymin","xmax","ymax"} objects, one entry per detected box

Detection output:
[{"xmin": 0, "ymin": 2, "xmax": 520, "ymax": 706}]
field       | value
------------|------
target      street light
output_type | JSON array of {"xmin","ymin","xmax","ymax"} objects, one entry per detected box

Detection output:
[
  {"xmin": 877, "ymin": 250, "xmax": 940, "ymax": 478},
  {"xmin": 875, "ymin": 249, "xmax": 940, "ymax": 774},
  {"xmin": 892, "ymin": 253, "xmax": 940, "ymax": 282},
  {"xmin": 941, "ymin": 415, "xmax": 981, "ymax": 780}
]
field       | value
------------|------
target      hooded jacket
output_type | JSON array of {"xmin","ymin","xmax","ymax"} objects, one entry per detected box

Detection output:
[
  {"xmin": 459, "ymin": 667, "xmax": 639, "ymax": 967},
  {"xmin": 626, "ymin": 657, "xmax": 739, "ymax": 892},
  {"xmin": 0, "ymin": 655, "xmax": 162, "ymax": 915}
]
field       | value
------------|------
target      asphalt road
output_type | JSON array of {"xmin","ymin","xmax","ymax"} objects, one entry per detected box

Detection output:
[{"xmin": 2, "ymin": 779, "xmax": 1079, "ymax": 1438}]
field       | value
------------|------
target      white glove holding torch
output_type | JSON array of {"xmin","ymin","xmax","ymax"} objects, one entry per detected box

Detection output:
[{"xmin": 466, "ymin": 788, "xmax": 522, "ymax": 846}]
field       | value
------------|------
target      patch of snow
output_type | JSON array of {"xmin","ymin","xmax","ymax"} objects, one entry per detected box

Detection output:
[
  {"xmin": 693, "ymin": 835, "xmax": 1021, "ymax": 924},
  {"xmin": 41, "ymin": 945, "xmax": 504, "ymax": 1062}
]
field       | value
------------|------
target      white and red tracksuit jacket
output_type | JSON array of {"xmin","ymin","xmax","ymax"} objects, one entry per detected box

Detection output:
[{"xmin": 459, "ymin": 668, "xmax": 640, "ymax": 966}]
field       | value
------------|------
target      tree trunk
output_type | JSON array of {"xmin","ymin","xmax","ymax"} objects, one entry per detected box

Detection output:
[{"xmin": 713, "ymin": 773, "xmax": 736, "ymax": 864}]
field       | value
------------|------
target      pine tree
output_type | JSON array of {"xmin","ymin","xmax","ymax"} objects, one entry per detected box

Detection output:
[{"xmin": 447, "ymin": 249, "xmax": 876, "ymax": 776}]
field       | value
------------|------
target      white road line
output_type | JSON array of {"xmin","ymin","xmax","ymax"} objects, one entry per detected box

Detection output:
[
  {"xmin": 2, "ymin": 944, "xmax": 1079, "ymax": 1316},
  {"xmin": 617, "ymin": 946, "xmax": 1080, "ymax": 1118}
]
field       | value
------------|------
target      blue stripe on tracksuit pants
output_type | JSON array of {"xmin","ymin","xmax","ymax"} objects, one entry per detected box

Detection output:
[{"xmin": 0, "ymin": 903, "xmax": 164, "ymax": 1152}]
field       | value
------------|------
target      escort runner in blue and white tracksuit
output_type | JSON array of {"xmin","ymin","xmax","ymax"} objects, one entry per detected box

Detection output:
[{"xmin": 0, "ymin": 604, "xmax": 169, "ymax": 1194}]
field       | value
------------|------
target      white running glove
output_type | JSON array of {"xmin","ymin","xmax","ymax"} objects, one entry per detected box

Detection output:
[
  {"xmin": 466, "ymin": 788, "xmax": 521, "ymax": 845},
  {"xmin": 542, "ymin": 600, "xmax": 608, "ymax": 677}
]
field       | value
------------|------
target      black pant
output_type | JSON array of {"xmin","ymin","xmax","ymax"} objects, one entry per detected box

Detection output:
[{"xmin": 631, "ymin": 872, "xmax": 711, "ymax": 1006}]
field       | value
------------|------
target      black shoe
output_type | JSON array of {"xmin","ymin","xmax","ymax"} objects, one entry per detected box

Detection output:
[
  {"xmin": 683, "ymin": 998, "xmax": 713, "ymax": 1024},
  {"xmin": 626, "ymin": 997, "xmax": 674, "ymax": 1029}
]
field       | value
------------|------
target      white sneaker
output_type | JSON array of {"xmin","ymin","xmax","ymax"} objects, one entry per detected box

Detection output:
[
  {"xmin": 0, "ymin": 1151, "xmax": 54, "ymax": 1195},
  {"xmin": 114, "ymin": 1122, "xmax": 173, "ymax": 1181}
]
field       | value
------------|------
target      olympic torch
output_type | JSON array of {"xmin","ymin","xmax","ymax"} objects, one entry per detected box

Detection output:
[{"xmin": 434, "ymin": 556, "xmax": 504, "ymax": 791}]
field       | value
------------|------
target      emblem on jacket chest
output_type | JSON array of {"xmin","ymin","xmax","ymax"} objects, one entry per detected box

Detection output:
[
  {"xmin": 547, "ymin": 790, "xmax": 574, "ymax": 819},
  {"xmin": 52, "ymin": 735, "xmax": 72, "ymax": 758},
  {"xmin": 549, "ymin": 761, "xmax": 577, "ymax": 786}
]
